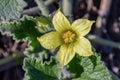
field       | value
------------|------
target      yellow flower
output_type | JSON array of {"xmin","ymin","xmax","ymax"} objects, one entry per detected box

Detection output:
[{"xmin": 37, "ymin": 10, "xmax": 95, "ymax": 66}]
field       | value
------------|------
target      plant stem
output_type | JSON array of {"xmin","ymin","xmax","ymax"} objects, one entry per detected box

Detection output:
[
  {"xmin": 22, "ymin": 7, "xmax": 40, "ymax": 15},
  {"xmin": 62, "ymin": 0, "xmax": 73, "ymax": 21},
  {"xmin": 110, "ymin": 71, "xmax": 120, "ymax": 80},
  {"xmin": 0, "ymin": 53, "xmax": 24, "ymax": 65},
  {"xmin": 35, "ymin": 0, "xmax": 49, "ymax": 16},
  {"xmin": 44, "ymin": 0, "xmax": 54, "ymax": 6},
  {"xmin": 87, "ymin": 34, "xmax": 120, "ymax": 49},
  {"xmin": 22, "ymin": 0, "xmax": 54, "ymax": 15}
]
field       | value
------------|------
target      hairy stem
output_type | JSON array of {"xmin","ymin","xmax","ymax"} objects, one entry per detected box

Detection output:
[
  {"xmin": 110, "ymin": 71, "xmax": 120, "ymax": 80},
  {"xmin": 22, "ymin": 0, "xmax": 54, "ymax": 15},
  {"xmin": 62, "ymin": 0, "xmax": 73, "ymax": 21},
  {"xmin": 0, "ymin": 53, "xmax": 24, "ymax": 65},
  {"xmin": 87, "ymin": 34, "xmax": 120, "ymax": 49},
  {"xmin": 35, "ymin": 0, "xmax": 49, "ymax": 16}
]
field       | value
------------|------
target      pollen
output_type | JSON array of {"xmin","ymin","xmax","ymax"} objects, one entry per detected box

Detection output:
[{"xmin": 62, "ymin": 30, "xmax": 76, "ymax": 44}]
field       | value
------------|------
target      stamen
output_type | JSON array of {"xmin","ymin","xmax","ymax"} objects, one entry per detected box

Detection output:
[{"xmin": 62, "ymin": 30, "xmax": 76, "ymax": 44}]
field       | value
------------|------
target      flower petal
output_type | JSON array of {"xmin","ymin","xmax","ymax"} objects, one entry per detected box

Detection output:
[
  {"xmin": 72, "ymin": 19, "xmax": 94, "ymax": 36},
  {"xmin": 74, "ymin": 37, "xmax": 93, "ymax": 56},
  {"xmin": 37, "ymin": 31, "xmax": 62, "ymax": 49},
  {"xmin": 57, "ymin": 44, "xmax": 75, "ymax": 66},
  {"xmin": 52, "ymin": 10, "xmax": 71, "ymax": 33}
]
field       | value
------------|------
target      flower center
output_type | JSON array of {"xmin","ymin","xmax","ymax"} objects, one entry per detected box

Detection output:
[{"xmin": 62, "ymin": 30, "xmax": 76, "ymax": 44}]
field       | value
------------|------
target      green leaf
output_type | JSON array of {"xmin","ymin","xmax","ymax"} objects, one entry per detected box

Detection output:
[
  {"xmin": 23, "ymin": 57, "xmax": 62, "ymax": 80},
  {"xmin": 0, "ymin": 16, "xmax": 46, "ymax": 56},
  {"xmin": 67, "ymin": 52, "xmax": 112, "ymax": 80},
  {"xmin": 0, "ymin": 0, "xmax": 26, "ymax": 21},
  {"xmin": 36, "ymin": 16, "xmax": 54, "ymax": 33}
]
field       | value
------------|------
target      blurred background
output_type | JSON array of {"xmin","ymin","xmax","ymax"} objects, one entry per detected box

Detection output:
[{"xmin": 0, "ymin": 0, "xmax": 120, "ymax": 80}]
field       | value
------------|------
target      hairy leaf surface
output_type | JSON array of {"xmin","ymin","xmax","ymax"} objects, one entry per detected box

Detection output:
[
  {"xmin": 0, "ymin": 0, "xmax": 26, "ymax": 21},
  {"xmin": 23, "ymin": 57, "xmax": 62, "ymax": 80}
]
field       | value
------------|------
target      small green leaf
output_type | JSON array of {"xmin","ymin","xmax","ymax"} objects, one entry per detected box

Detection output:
[
  {"xmin": 23, "ymin": 57, "xmax": 62, "ymax": 80},
  {"xmin": 0, "ymin": 0, "xmax": 27, "ymax": 21},
  {"xmin": 67, "ymin": 52, "xmax": 112, "ymax": 80},
  {"xmin": 36, "ymin": 16, "xmax": 54, "ymax": 33},
  {"xmin": 0, "ymin": 16, "xmax": 49, "ymax": 56}
]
